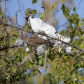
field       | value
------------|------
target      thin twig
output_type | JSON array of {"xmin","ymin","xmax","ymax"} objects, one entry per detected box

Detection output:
[
  {"xmin": 5, "ymin": 0, "xmax": 6, "ymax": 15},
  {"xmin": 56, "ymin": 22, "xmax": 68, "ymax": 30},
  {"xmin": 42, "ymin": 0, "xmax": 47, "ymax": 23},
  {"xmin": 0, "ymin": 19, "xmax": 31, "ymax": 32},
  {"xmin": 0, "ymin": 45, "xmax": 18, "ymax": 51},
  {"xmin": 43, "ymin": 50, "xmax": 47, "ymax": 84},
  {"xmin": 0, "ymin": 0, "xmax": 1, "ymax": 12}
]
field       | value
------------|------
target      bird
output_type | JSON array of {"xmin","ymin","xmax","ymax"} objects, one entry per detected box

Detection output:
[
  {"xmin": 23, "ymin": 36, "xmax": 51, "ymax": 47},
  {"xmin": 23, "ymin": 36, "xmax": 51, "ymax": 60}
]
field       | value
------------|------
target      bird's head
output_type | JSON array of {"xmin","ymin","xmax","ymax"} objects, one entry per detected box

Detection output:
[
  {"xmin": 25, "ymin": 8, "xmax": 35, "ymax": 22},
  {"xmin": 23, "ymin": 37, "xmax": 30, "ymax": 44}
]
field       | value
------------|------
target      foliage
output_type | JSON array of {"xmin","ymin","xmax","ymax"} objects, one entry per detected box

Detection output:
[
  {"xmin": 0, "ymin": 0, "xmax": 84, "ymax": 84},
  {"xmin": 32, "ymin": 0, "xmax": 38, "ymax": 4}
]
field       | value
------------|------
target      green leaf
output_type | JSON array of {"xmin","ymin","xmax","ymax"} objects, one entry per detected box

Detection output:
[
  {"xmin": 69, "ymin": 19, "xmax": 74, "ymax": 26},
  {"xmin": 39, "ymin": 13, "xmax": 44, "ymax": 20},
  {"xmin": 18, "ymin": 48, "xmax": 22, "ymax": 53},
  {"xmin": 4, "ymin": 59, "xmax": 10, "ymax": 64},
  {"xmin": 25, "ymin": 51, "xmax": 28, "ymax": 56},
  {"xmin": 24, "ymin": 23, "xmax": 31, "ymax": 30},
  {"xmin": 47, "ymin": 73, "xmax": 52, "ymax": 77},
  {"xmin": 25, "ymin": 23, "xmax": 29, "ymax": 28},
  {"xmin": 76, "ymin": 18, "xmax": 80, "ymax": 25},
  {"xmin": 83, "ymin": 22, "xmax": 84, "ymax": 25},
  {"xmin": 79, "ymin": 42, "xmax": 84, "ymax": 49},
  {"xmin": 35, "ymin": 69, "xmax": 38, "ymax": 74},
  {"xmin": 75, "ymin": 14, "xmax": 79, "ymax": 18},
  {"xmin": 64, "ymin": 12, "xmax": 69, "ymax": 17},
  {"xmin": 0, "ymin": 13, "xmax": 4, "ymax": 17},
  {"xmin": 17, "ymin": 56, "xmax": 22, "ymax": 62},
  {"xmin": 21, "ymin": 52, "xmax": 25, "ymax": 58},
  {"xmin": 13, "ymin": 37, "xmax": 17, "ymax": 43},
  {"xmin": 21, "ymin": 72, "xmax": 24, "ymax": 77},
  {"xmin": 3, "ymin": 17, "xmax": 6, "ymax": 23},
  {"xmin": 31, "ymin": 9, "xmax": 37, "ymax": 15},
  {"xmin": 71, "ymin": 13, "xmax": 75, "ymax": 17},
  {"xmin": 28, "ymin": 60, "xmax": 33, "ymax": 68},
  {"xmin": 78, "ymin": 32, "xmax": 83, "ymax": 39},
  {"xmin": 11, "ymin": 66, "xmax": 17, "ymax": 73},
  {"xmin": 69, "ymin": 30, "xmax": 76, "ymax": 39},
  {"xmin": 13, "ymin": 31, "xmax": 20, "ymax": 36},
  {"xmin": 12, "ymin": 30, "xmax": 20, "ymax": 37},
  {"xmin": 16, "ymin": 75, "xmax": 19, "ymax": 80},
  {"xmin": 39, "ymin": 57, "xmax": 44, "ymax": 66},
  {"xmin": 81, "ymin": 19, "xmax": 84, "ymax": 22},
  {"xmin": 66, "ymin": 7, "xmax": 70, "ymax": 13},
  {"xmin": 49, "ymin": 80, "xmax": 52, "ymax": 84},
  {"xmin": 73, "ymin": 7, "xmax": 76, "ymax": 12},
  {"xmin": 32, "ymin": 0, "xmax": 38, "ymax": 4},
  {"xmin": 61, "ymin": 4, "xmax": 65, "ymax": 13},
  {"xmin": 14, "ymin": 53, "xmax": 18, "ymax": 58},
  {"xmin": 0, "ymin": 65, "xmax": 4, "ymax": 68},
  {"xmin": 78, "ymin": 23, "xmax": 82, "ymax": 27},
  {"xmin": 25, "ymin": 9, "xmax": 29, "ymax": 14},
  {"xmin": 3, "ymin": 40, "xmax": 7, "ymax": 45},
  {"xmin": 60, "ymin": 30, "xmax": 65, "ymax": 35},
  {"xmin": 37, "ymin": 69, "xmax": 41, "ymax": 74}
]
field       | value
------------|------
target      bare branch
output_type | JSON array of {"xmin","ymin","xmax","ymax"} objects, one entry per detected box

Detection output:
[
  {"xmin": 43, "ymin": 50, "xmax": 47, "ymax": 84},
  {"xmin": 42, "ymin": 0, "xmax": 47, "ymax": 23},
  {"xmin": 36, "ymin": 32, "xmax": 84, "ymax": 53}
]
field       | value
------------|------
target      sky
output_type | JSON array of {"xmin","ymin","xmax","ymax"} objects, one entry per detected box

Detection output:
[{"xmin": 1, "ymin": 0, "xmax": 84, "ymax": 32}]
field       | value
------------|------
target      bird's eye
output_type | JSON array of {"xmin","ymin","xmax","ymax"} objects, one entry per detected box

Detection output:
[{"xmin": 24, "ymin": 37, "xmax": 27, "ymax": 40}]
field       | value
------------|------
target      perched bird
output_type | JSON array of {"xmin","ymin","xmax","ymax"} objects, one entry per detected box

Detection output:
[
  {"xmin": 23, "ymin": 36, "xmax": 51, "ymax": 47},
  {"xmin": 23, "ymin": 36, "xmax": 50, "ymax": 60},
  {"xmin": 29, "ymin": 17, "xmax": 71, "ymax": 53}
]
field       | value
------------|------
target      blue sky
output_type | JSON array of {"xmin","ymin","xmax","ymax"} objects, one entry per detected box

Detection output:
[
  {"xmin": 1, "ymin": 0, "xmax": 42, "ymax": 26},
  {"xmin": 1, "ymin": 0, "xmax": 84, "ymax": 32}
]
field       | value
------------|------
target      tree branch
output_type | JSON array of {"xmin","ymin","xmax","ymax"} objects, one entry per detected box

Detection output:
[
  {"xmin": 36, "ymin": 32, "xmax": 84, "ymax": 53},
  {"xmin": 0, "ymin": 19, "xmax": 84, "ymax": 53},
  {"xmin": 43, "ymin": 50, "xmax": 47, "ymax": 84}
]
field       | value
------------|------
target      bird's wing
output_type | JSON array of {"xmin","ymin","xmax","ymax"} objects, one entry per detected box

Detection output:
[{"xmin": 29, "ymin": 37, "xmax": 46, "ymax": 44}]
